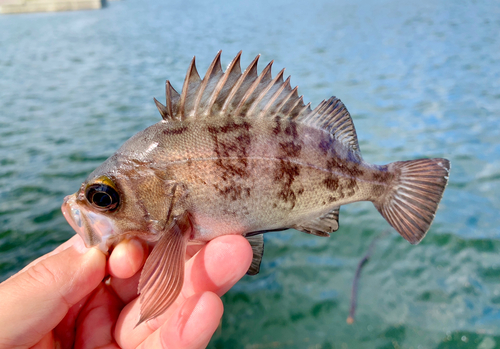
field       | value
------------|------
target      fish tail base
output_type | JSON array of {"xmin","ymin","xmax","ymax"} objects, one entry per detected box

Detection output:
[{"xmin": 374, "ymin": 158, "xmax": 450, "ymax": 244}]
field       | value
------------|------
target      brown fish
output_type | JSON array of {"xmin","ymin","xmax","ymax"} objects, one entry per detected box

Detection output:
[{"xmin": 61, "ymin": 51, "xmax": 450, "ymax": 324}]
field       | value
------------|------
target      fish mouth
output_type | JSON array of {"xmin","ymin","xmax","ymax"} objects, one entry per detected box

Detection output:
[{"xmin": 61, "ymin": 194, "xmax": 116, "ymax": 252}]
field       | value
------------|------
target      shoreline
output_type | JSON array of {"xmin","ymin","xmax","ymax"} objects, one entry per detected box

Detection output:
[{"xmin": 0, "ymin": 0, "xmax": 107, "ymax": 14}]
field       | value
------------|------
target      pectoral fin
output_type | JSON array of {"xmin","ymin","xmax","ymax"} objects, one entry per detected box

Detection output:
[
  {"xmin": 137, "ymin": 212, "xmax": 192, "ymax": 325},
  {"xmin": 245, "ymin": 234, "xmax": 264, "ymax": 275}
]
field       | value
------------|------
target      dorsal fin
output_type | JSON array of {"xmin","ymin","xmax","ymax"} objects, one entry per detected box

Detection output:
[
  {"xmin": 158, "ymin": 52, "xmax": 359, "ymax": 150},
  {"xmin": 299, "ymin": 97, "xmax": 359, "ymax": 151}
]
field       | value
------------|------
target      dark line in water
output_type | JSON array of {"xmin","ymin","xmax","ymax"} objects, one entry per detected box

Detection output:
[{"xmin": 347, "ymin": 230, "xmax": 389, "ymax": 324}]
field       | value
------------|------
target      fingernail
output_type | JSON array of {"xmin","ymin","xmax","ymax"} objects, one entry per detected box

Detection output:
[
  {"xmin": 127, "ymin": 238, "xmax": 146, "ymax": 272},
  {"xmin": 128, "ymin": 238, "xmax": 143, "ymax": 251}
]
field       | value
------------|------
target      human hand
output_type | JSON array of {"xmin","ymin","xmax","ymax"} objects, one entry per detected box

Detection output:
[{"xmin": 0, "ymin": 234, "xmax": 253, "ymax": 349}]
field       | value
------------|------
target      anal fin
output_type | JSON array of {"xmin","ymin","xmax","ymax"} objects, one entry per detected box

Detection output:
[
  {"xmin": 137, "ymin": 212, "xmax": 192, "ymax": 326},
  {"xmin": 245, "ymin": 234, "xmax": 264, "ymax": 275},
  {"xmin": 293, "ymin": 207, "xmax": 340, "ymax": 237}
]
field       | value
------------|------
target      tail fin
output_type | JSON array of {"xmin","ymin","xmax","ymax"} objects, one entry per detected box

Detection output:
[{"xmin": 374, "ymin": 158, "xmax": 450, "ymax": 244}]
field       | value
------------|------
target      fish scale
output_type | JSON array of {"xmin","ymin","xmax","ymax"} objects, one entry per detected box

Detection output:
[{"xmin": 61, "ymin": 51, "xmax": 450, "ymax": 325}]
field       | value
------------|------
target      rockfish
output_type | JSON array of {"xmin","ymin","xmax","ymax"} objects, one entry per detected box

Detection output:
[{"xmin": 61, "ymin": 51, "xmax": 450, "ymax": 324}]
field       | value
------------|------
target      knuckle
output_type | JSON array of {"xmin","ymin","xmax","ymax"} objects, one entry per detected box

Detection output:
[{"xmin": 25, "ymin": 261, "xmax": 59, "ymax": 288}]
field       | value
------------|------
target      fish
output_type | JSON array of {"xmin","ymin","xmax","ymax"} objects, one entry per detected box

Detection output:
[{"xmin": 61, "ymin": 51, "xmax": 450, "ymax": 325}]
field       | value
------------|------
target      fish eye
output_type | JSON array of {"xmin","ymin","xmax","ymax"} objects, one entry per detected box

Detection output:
[{"xmin": 85, "ymin": 180, "xmax": 120, "ymax": 211}]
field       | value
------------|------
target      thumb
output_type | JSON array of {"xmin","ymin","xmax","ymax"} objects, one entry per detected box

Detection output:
[{"xmin": 0, "ymin": 236, "xmax": 106, "ymax": 348}]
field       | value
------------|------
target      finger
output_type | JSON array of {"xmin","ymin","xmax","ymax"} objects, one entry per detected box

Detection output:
[
  {"xmin": 52, "ymin": 291, "xmax": 95, "ymax": 347},
  {"xmin": 18, "ymin": 235, "xmax": 85, "ymax": 273},
  {"xmin": 185, "ymin": 242, "xmax": 206, "ymax": 260},
  {"xmin": 109, "ymin": 269, "xmax": 142, "ymax": 304},
  {"xmin": 114, "ymin": 235, "xmax": 252, "ymax": 349},
  {"xmin": 108, "ymin": 239, "xmax": 148, "ymax": 279},
  {"xmin": 0, "ymin": 237, "xmax": 106, "ymax": 348},
  {"xmin": 108, "ymin": 238, "xmax": 149, "ymax": 303},
  {"xmin": 138, "ymin": 292, "xmax": 223, "ymax": 349},
  {"xmin": 183, "ymin": 234, "xmax": 253, "ymax": 297},
  {"xmin": 73, "ymin": 283, "xmax": 123, "ymax": 349}
]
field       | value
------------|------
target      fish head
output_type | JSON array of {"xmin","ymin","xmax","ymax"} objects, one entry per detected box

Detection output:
[{"xmin": 61, "ymin": 149, "xmax": 177, "ymax": 252}]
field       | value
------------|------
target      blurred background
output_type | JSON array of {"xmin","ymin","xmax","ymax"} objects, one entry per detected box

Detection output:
[{"xmin": 1, "ymin": 0, "xmax": 499, "ymax": 347}]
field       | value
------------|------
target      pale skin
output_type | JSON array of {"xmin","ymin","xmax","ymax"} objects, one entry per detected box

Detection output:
[{"xmin": 0, "ymin": 234, "xmax": 253, "ymax": 349}]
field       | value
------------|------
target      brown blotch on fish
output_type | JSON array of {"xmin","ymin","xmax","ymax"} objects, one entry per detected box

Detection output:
[
  {"xmin": 323, "ymin": 176, "xmax": 340, "ymax": 192},
  {"xmin": 279, "ymin": 141, "xmax": 302, "ymax": 158},
  {"xmin": 372, "ymin": 166, "xmax": 394, "ymax": 183},
  {"xmin": 372, "ymin": 184, "xmax": 385, "ymax": 197},
  {"xmin": 213, "ymin": 182, "xmax": 251, "ymax": 201},
  {"xmin": 284, "ymin": 121, "xmax": 299, "ymax": 138},
  {"xmin": 162, "ymin": 126, "xmax": 188, "ymax": 136},
  {"xmin": 274, "ymin": 159, "xmax": 301, "ymax": 209},
  {"xmin": 272, "ymin": 116, "xmax": 282, "ymax": 135},
  {"xmin": 207, "ymin": 119, "xmax": 252, "ymax": 134},
  {"xmin": 319, "ymin": 136, "xmax": 335, "ymax": 155},
  {"xmin": 214, "ymin": 158, "xmax": 248, "ymax": 180}
]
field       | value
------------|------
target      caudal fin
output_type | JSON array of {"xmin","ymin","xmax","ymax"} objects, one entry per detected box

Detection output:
[{"xmin": 374, "ymin": 158, "xmax": 450, "ymax": 244}]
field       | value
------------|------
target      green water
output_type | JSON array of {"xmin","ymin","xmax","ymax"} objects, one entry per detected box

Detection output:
[{"xmin": 1, "ymin": 0, "xmax": 499, "ymax": 347}]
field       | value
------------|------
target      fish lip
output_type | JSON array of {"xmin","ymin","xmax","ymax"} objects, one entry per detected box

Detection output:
[
  {"xmin": 61, "ymin": 194, "xmax": 86, "ymax": 241},
  {"xmin": 61, "ymin": 194, "xmax": 115, "ymax": 252}
]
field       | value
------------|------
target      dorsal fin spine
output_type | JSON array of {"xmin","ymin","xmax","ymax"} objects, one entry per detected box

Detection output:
[
  {"xmin": 193, "ymin": 51, "xmax": 222, "ymax": 116},
  {"xmin": 274, "ymin": 85, "xmax": 298, "ymax": 116},
  {"xmin": 268, "ymin": 76, "xmax": 293, "ymax": 118},
  {"xmin": 221, "ymin": 54, "xmax": 260, "ymax": 113},
  {"xmin": 284, "ymin": 95, "xmax": 305, "ymax": 119},
  {"xmin": 233, "ymin": 60, "xmax": 274, "ymax": 116},
  {"xmin": 206, "ymin": 51, "xmax": 242, "ymax": 114},
  {"xmin": 154, "ymin": 98, "xmax": 169, "ymax": 120},
  {"xmin": 178, "ymin": 56, "xmax": 200, "ymax": 120},
  {"xmin": 248, "ymin": 68, "xmax": 285, "ymax": 117},
  {"xmin": 296, "ymin": 102, "xmax": 312, "ymax": 119},
  {"xmin": 261, "ymin": 74, "xmax": 290, "ymax": 118},
  {"xmin": 165, "ymin": 81, "xmax": 179, "ymax": 120}
]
